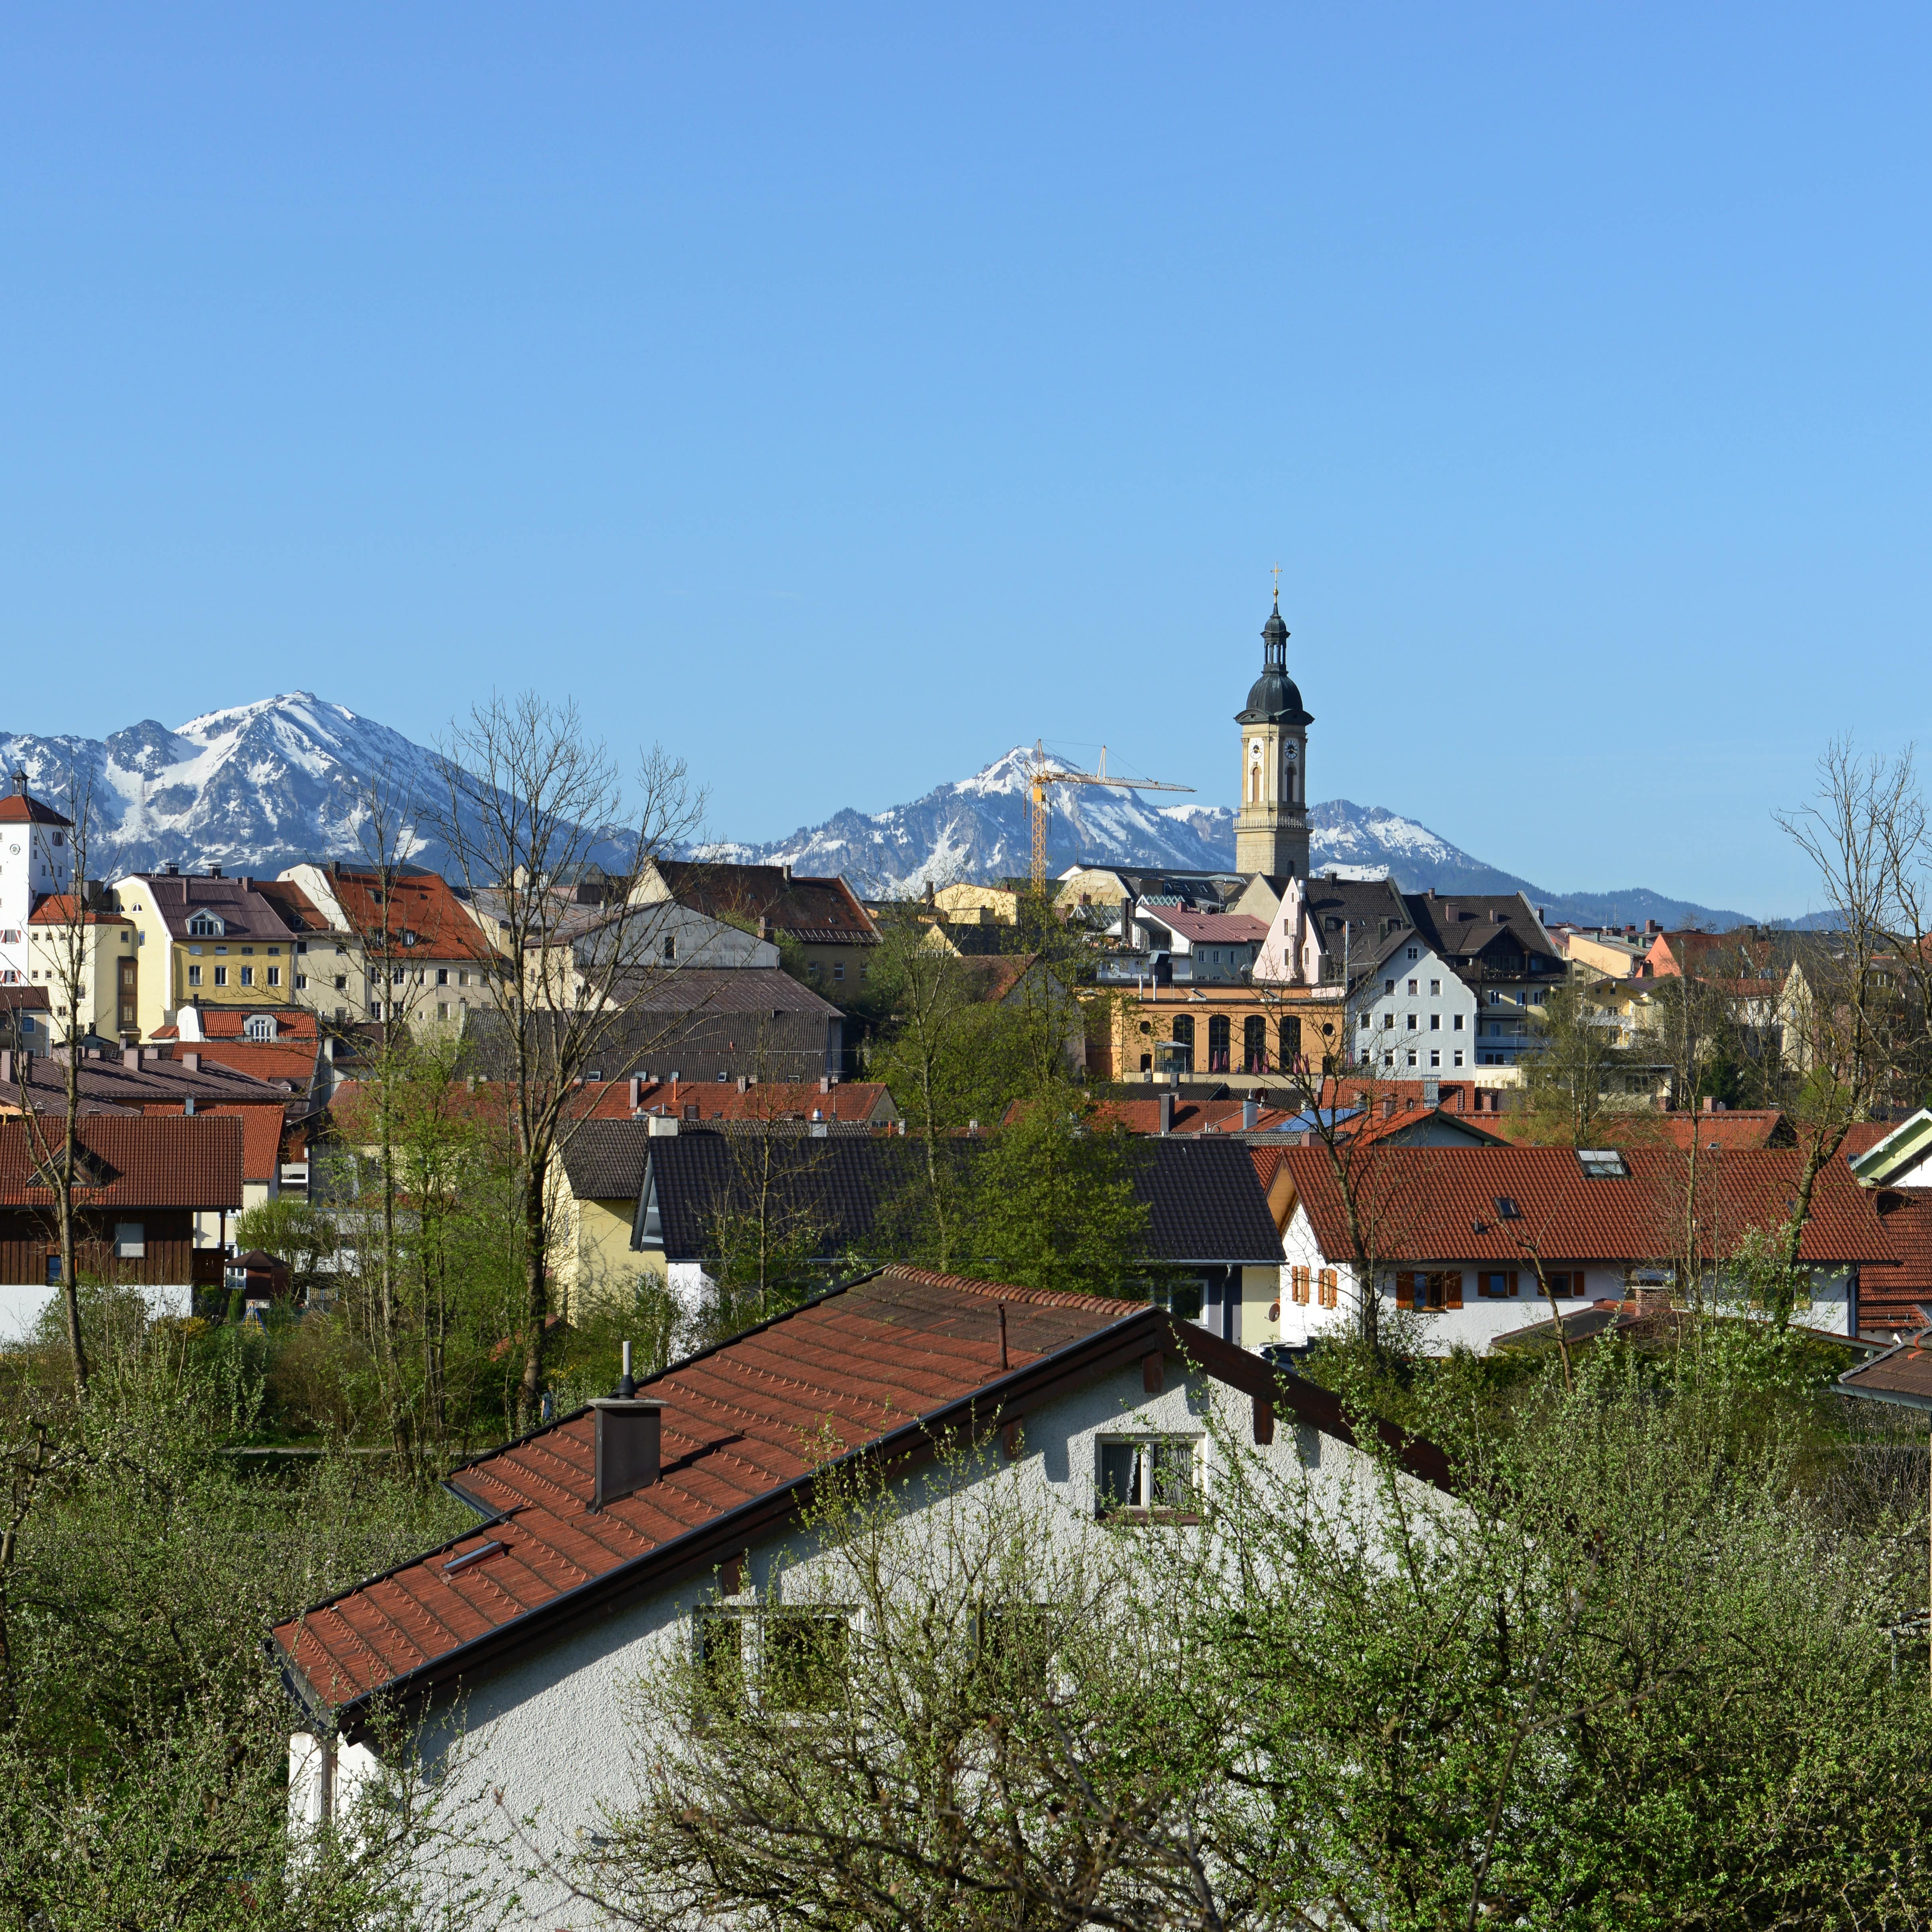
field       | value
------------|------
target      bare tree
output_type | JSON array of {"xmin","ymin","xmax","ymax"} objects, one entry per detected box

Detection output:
[
  {"xmin": 20, "ymin": 766, "xmax": 104, "ymax": 1392},
  {"xmin": 1773, "ymin": 739, "xmax": 1924, "ymax": 1274},
  {"xmin": 431, "ymin": 695, "xmax": 702, "ymax": 1429}
]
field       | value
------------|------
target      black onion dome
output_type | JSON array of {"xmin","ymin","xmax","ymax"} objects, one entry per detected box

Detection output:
[{"xmin": 1235, "ymin": 599, "xmax": 1313, "ymax": 726}]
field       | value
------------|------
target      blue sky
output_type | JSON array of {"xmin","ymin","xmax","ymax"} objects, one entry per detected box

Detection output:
[{"xmin": 2, "ymin": 6, "xmax": 1927, "ymax": 916}]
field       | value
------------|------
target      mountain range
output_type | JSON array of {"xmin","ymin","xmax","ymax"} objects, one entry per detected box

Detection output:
[{"xmin": 0, "ymin": 698, "xmax": 1760, "ymax": 930}]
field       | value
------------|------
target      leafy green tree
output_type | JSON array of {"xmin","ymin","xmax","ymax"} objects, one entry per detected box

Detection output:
[
  {"xmin": 959, "ymin": 1093, "xmax": 1149, "ymax": 1299},
  {"xmin": 1517, "ymin": 981, "xmax": 1638, "ymax": 1145}
]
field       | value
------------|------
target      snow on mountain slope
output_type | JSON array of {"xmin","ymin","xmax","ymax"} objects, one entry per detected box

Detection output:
[
  {"xmin": 0, "ymin": 694, "xmax": 452, "ymax": 876},
  {"xmin": 0, "ymin": 709, "xmax": 1760, "ymax": 929}
]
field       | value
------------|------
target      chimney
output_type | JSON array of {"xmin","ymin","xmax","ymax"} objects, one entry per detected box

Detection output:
[
  {"xmin": 1702, "ymin": 1096, "xmax": 1716, "ymax": 1113},
  {"xmin": 184, "ymin": 1095, "xmax": 195, "ymax": 1116},
  {"xmin": 163, "ymin": 861, "xmax": 179, "ymax": 876},
  {"xmin": 628, "ymin": 1075, "xmax": 642, "ymax": 1111},
  {"xmin": 1536, "ymin": 906, "xmax": 1547, "ymax": 922},
  {"xmin": 1426, "ymin": 886, "xmax": 1436, "ymax": 899},
  {"xmin": 1646, "ymin": 918, "xmax": 1660, "ymax": 935},
  {"xmin": 0, "ymin": 1049, "xmax": 10, "ymax": 1084},
  {"xmin": 207, "ymin": 866, "xmax": 223, "ymax": 879},
  {"xmin": 1158, "ymin": 1090, "xmax": 1175, "ymax": 1135},
  {"xmin": 122, "ymin": 1046, "xmax": 139, "ymax": 1071},
  {"xmin": 819, "ymin": 1074, "xmax": 831, "ymax": 1093},
  {"xmin": 183, "ymin": 1051, "xmax": 199, "ymax": 1073},
  {"xmin": 590, "ymin": 1392, "xmax": 661, "ymax": 1510},
  {"xmin": 647, "ymin": 1113, "xmax": 680, "ymax": 1137},
  {"xmin": 736, "ymin": 1074, "xmax": 748, "ymax": 1092},
  {"xmin": 1241, "ymin": 1097, "xmax": 1259, "ymax": 1130},
  {"xmin": 781, "ymin": 862, "xmax": 793, "ymax": 881},
  {"xmin": 1381, "ymin": 1096, "xmax": 1396, "ymax": 1120}
]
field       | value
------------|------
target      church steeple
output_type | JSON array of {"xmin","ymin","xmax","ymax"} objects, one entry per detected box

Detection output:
[{"xmin": 1233, "ymin": 585, "xmax": 1312, "ymax": 880}]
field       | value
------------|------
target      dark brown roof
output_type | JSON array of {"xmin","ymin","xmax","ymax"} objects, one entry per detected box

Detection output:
[
  {"xmin": 268, "ymin": 1265, "xmax": 1454, "ymax": 1721},
  {"xmin": 613, "ymin": 966, "xmax": 844, "ymax": 1017},
  {"xmin": 649, "ymin": 860, "xmax": 878, "ymax": 948},
  {"xmin": 558, "ymin": 1119, "xmax": 656, "ymax": 1202},
  {"xmin": 1839, "ymin": 1333, "xmax": 1932, "ymax": 1409},
  {"xmin": 1401, "ymin": 891, "xmax": 1560, "ymax": 971},
  {"xmin": 0, "ymin": 1113, "xmax": 243, "ymax": 1208},
  {"xmin": 125, "ymin": 873, "xmax": 306, "ymax": 943}
]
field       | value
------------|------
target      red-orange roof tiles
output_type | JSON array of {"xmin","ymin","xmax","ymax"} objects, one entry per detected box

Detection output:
[
  {"xmin": 1282, "ymin": 1144, "xmax": 1896, "ymax": 1267},
  {"xmin": 272, "ymin": 1266, "xmax": 1147, "ymax": 1715},
  {"xmin": 0, "ymin": 1113, "xmax": 243, "ymax": 1207}
]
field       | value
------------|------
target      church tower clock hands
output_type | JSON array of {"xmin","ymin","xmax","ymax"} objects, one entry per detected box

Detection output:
[{"xmin": 1233, "ymin": 581, "xmax": 1314, "ymax": 882}]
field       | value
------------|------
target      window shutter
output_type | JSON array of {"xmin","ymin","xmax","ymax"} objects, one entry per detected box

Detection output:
[
  {"xmin": 1508, "ymin": 1269, "xmax": 1520, "ymax": 1297},
  {"xmin": 1446, "ymin": 1270, "xmax": 1463, "ymax": 1309},
  {"xmin": 1397, "ymin": 1271, "xmax": 1414, "ymax": 1311},
  {"xmin": 1253, "ymin": 1397, "xmax": 1274, "ymax": 1446}
]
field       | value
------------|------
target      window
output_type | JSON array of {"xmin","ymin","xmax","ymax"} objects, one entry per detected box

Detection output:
[
  {"xmin": 45, "ymin": 1254, "xmax": 60, "ymax": 1286},
  {"xmin": 239, "ymin": 967, "xmax": 253, "ymax": 986},
  {"xmin": 244, "ymin": 1015, "xmax": 277, "ymax": 1041},
  {"xmin": 1494, "ymin": 1196, "xmax": 1521, "ymax": 1220},
  {"xmin": 436, "ymin": 1001, "xmax": 449, "ymax": 1020},
  {"xmin": 1096, "ymin": 1438, "xmax": 1196, "ymax": 1517},
  {"xmin": 436, "ymin": 968, "xmax": 449, "ymax": 985},
  {"xmin": 213, "ymin": 967, "xmax": 227, "ymax": 987},
  {"xmin": 187, "ymin": 965, "xmax": 202, "ymax": 987},
  {"xmin": 1405, "ymin": 1048, "xmax": 1417, "ymax": 1066},
  {"xmin": 266, "ymin": 966, "xmax": 280, "ymax": 986},
  {"xmin": 391, "ymin": 966, "xmax": 405, "ymax": 985},
  {"xmin": 295, "ymin": 940, "xmax": 308, "ymax": 955},
  {"xmin": 1453, "ymin": 1014, "xmax": 1464, "ymax": 1031},
  {"xmin": 1243, "ymin": 1014, "xmax": 1268, "ymax": 1074},
  {"xmin": 333, "ymin": 976, "xmax": 347, "ymax": 992},
  {"xmin": 51, "ymin": 831, "xmax": 63, "ymax": 848},
  {"xmin": 1407, "ymin": 947, "xmax": 1419, "ymax": 961},
  {"xmin": 1429, "ymin": 1049, "xmax": 1441, "ymax": 1068},
  {"xmin": 1577, "ymin": 1149, "xmax": 1629, "ymax": 1179},
  {"xmin": 1430, "ymin": 979, "xmax": 1440, "ymax": 995},
  {"xmin": 114, "ymin": 1222, "xmax": 145, "ymax": 1259},
  {"xmin": 1429, "ymin": 1013, "xmax": 1441, "ymax": 1031},
  {"xmin": 1407, "ymin": 979, "xmax": 1417, "ymax": 995},
  {"xmin": 1384, "ymin": 978, "xmax": 1395, "ymax": 995},
  {"xmin": 1382, "ymin": 1050, "xmax": 1395, "ymax": 1068},
  {"xmin": 1278, "ymin": 1015, "xmax": 1300, "ymax": 1066},
  {"xmin": 808, "ymin": 961, "xmax": 822, "ymax": 979},
  {"xmin": 695, "ymin": 1609, "xmax": 851, "ymax": 1714},
  {"xmin": 1478, "ymin": 1271, "xmax": 1519, "ymax": 1298},
  {"xmin": 1399, "ymin": 1271, "xmax": 1464, "ymax": 1310},
  {"xmin": 1207, "ymin": 1014, "xmax": 1229, "ymax": 1072},
  {"xmin": 661, "ymin": 936, "xmax": 676, "ymax": 964},
  {"xmin": 1405, "ymin": 1013, "xmax": 1417, "ymax": 1031},
  {"xmin": 1382, "ymin": 1012, "xmax": 1394, "ymax": 1030},
  {"xmin": 369, "ymin": 1001, "xmax": 382, "ymax": 1020},
  {"xmin": 833, "ymin": 962, "xmax": 845, "ymax": 983},
  {"xmin": 458, "ymin": 969, "xmax": 469, "ymax": 986},
  {"xmin": 1453, "ymin": 1050, "xmax": 1464, "ymax": 1067}
]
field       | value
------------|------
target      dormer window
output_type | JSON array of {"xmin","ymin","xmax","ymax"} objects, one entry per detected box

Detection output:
[
  {"xmin": 187, "ymin": 913, "xmax": 224, "ymax": 938},
  {"xmin": 243, "ymin": 1015, "xmax": 278, "ymax": 1042}
]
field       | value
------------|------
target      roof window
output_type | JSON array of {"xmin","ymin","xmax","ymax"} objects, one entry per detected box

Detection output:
[
  {"xmin": 1577, "ymin": 1149, "xmax": 1628, "ymax": 1179},
  {"xmin": 187, "ymin": 913, "xmax": 225, "ymax": 938},
  {"xmin": 1494, "ymin": 1196, "xmax": 1520, "ymax": 1220},
  {"xmin": 244, "ymin": 1015, "xmax": 278, "ymax": 1042}
]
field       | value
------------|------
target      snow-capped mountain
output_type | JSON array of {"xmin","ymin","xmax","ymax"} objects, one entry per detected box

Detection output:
[
  {"xmin": 0, "ymin": 694, "xmax": 456, "ymax": 877},
  {"xmin": 732, "ymin": 746, "xmax": 1757, "ymax": 929},
  {"xmin": 0, "ymin": 707, "xmax": 1757, "ymax": 929}
]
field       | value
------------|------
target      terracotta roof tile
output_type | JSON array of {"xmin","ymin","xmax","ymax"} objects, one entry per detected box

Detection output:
[
  {"xmin": 0, "ymin": 1113, "xmax": 243, "ymax": 1208},
  {"xmin": 1281, "ymin": 1144, "xmax": 1895, "ymax": 1267},
  {"xmin": 270, "ymin": 1265, "xmax": 1147, "ymax": 1713}
]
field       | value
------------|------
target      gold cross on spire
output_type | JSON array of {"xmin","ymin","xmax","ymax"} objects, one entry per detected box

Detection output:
[{"xmin": 1271, "ymin": 562, "xmax": 1281, "ymax": 604}]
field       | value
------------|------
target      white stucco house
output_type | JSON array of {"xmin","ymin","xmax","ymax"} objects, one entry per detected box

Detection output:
[
  {"xmin": 272, "ymin": 1265, "xmax": 1447, "ymax": 1924},
  {"xmin": 1271, "ymin": 1142, "xmax": 1894, "ymax": 1354},
  {"xmin": 1352, "ymin": 943, "xmax": 1478, "ymax": 1076}
]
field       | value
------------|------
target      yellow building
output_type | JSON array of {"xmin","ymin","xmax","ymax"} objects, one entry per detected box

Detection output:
[
  {"xmin": 112, "ymin": 869, "xmax": 321, "ymax": 1039},
  {"xmin": 931, "ymin": 882, "xmax": 1020, "ymax": 924},
  {"xmin": 24, "ymin": 897, "xmax": 137, "ymax": 1040},
  {"xmin": 1090, "ymin": 980, "xmax": 1348, "ymax": 1086},
  {"xmin": 550, "ymin": 1118, "xmax": 657, "ymax": 1315}
]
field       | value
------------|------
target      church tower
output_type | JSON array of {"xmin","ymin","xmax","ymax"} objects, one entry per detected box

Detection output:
[{"xmin": 1233, "ymin": 592, "xmax": 1313, "ymax": 880}]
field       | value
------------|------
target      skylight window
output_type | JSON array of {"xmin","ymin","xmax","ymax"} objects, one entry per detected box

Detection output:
[
  {"xmin": 1577, "ymin": 1149, "xmax": 1628, "ymax": 1179},
  {"xmin": 1494, "ymin": 1196, "xmax": 1521, "ymax": 1220}
]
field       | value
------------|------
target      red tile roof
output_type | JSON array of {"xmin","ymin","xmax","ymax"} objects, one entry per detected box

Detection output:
[
  {"xmin": 0, "ymin": 791, "xmax": 71, "ymax": 827},
  {"xmin": 0, "ymin": 1113, "xmax": 243, "ymax": 1207},
  {"xmin": 1488, "ymin": 1111, "xmax": 1794, "ymax": 1152},
  {"xmin": 1868, "ymin": 1190, "xmax": 1932, "ymax": 1335},
  {"xmin": 155, "ymin": 1040, "xmax": 321, "ymax": 1088},
  {"xmin": 134, "ymin": 1100, "xmax": 284, "ymax": 1184},
  {"xmin": 28, "ymin": 895, "xmax": 131, "ymax": 926},
  {"xmin": 270, "ymin": 1263, "xmax": 1451, "ymax": 1721},
  {"xmin": 1281, "ymin": 1145, "xmax": 1896, "ymax": 1267},
  {"xmin": 325, "ymin": 868, "xmax": 495, "ymax": 963},
  {"xmin": 1839, "ymin": 1332, "xmax": 1932, "ymax": 1405},
  {"xmin": 155, "ymin": 1007, "xmax": 319, "ymax": 1041}
]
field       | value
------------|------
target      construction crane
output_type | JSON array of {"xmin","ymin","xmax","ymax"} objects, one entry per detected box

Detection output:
[{"xmin": 1029, "ymin": 742, "xmax": 1194, "ymax": 892}]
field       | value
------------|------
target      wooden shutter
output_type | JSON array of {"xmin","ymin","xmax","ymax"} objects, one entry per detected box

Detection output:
[
  {"xmin": 1508, "ymin": 1270, "xmax": 1520, "ymax": 1297},
  {"xmin": 1320, "ymin": 1269, "xmax": 1338, "ymax": 1308},
  {"xmin": 1293, "ymin": 1264, "xmax": 1310, "ymax": 1304},
  {"xmin": 1397, "ymin": 1271, "xmax": 1414, "ymax": 1311},
  {"xmin": 1253, "ymin": 1397, "xmax": 1275, "ymax": 1446},
  {"xmin": 1446, "ymin": 1271, "xmax": 1463, "ymax": 1309}
]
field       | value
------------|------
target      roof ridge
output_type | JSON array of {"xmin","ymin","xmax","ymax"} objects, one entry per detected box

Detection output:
[{"xmin": 874, "ymin": 1262, "xmax": 1142, "ymax": 1314}]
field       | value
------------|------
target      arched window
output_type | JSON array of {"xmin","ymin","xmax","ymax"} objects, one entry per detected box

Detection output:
[
  {"xmin": 1170, "ymin": 1015, "xmax": 1194, "ymax": 1049},
  {"xmin": 1243, "ymin": 1014, "xmax": 1267, "ymax": 1074},
  {"xmin": 1208, "ymin": 1014, "xmax": 1231, "ymax": 1073},
  {"xmin": 243, "ymin": 1015, "xmax": 277, "ymax": 1042},
  {"xmin": 1279, "ymin": 1015, "xmax": 1302, "ymax": 1069}
]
